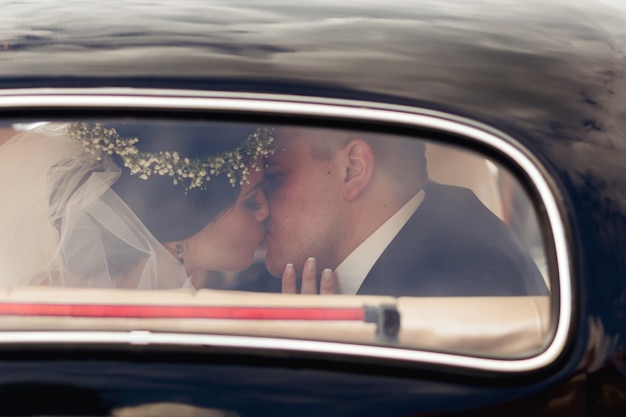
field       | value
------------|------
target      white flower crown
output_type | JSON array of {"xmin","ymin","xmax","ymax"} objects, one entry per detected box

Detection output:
[{"xmin": 68, "ymin": 122, "xmax": 275, "ymax": 191}]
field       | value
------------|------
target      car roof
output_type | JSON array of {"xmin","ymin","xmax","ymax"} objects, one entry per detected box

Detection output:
[{"xmin": 1, "ymin": 0, "xmax": 625, "ymax": 128}]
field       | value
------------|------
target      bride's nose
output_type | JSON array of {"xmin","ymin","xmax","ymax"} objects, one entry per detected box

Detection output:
[{"xmin": 255, "ymin": 190, "xmax": 270, "ymax": 223}]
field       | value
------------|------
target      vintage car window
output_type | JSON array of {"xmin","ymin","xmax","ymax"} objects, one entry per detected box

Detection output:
[{"xmin": 0, "ymin": 119, "xmax": 554, "ymax": 360}]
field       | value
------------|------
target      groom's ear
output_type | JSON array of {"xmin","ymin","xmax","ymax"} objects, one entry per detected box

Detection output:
[{"xmin": 342, "ymin": 138, "xmax": 374, "ymax": 202}]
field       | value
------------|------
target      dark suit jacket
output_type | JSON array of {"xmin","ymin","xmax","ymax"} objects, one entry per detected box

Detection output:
[{"xmin": 357, "ymin": 182, "xmax": 548, "ymax": 296}]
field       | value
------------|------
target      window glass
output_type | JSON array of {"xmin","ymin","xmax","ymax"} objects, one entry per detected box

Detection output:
[{"xmin": 0, "ymin": 119, "xmax": 553, "ymax": 359}]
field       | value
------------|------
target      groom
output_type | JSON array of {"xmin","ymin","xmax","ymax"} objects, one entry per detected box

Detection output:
[{"xmin": 262, "ymin": 127, "xmax": 547, "ymax": 296}]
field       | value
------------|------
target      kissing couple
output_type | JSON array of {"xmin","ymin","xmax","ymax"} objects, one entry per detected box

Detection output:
[{"xmin": 0, "ymin": 121, "xmax": 546, "ymax": 297}]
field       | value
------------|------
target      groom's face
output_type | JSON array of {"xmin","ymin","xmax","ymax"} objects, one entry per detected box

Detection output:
[{"xmin": 263, "ymin": 128, "xmax": 346, "ymax": 277}]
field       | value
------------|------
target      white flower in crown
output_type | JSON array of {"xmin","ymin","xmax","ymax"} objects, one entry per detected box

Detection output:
[{"xmin": 68, "ymin": 122, "xmax": 275, "ymax": 191}]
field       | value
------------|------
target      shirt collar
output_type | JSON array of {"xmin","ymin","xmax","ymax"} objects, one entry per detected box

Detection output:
[{"xmin": 334, "ymin": 189, "xmax": 425, "ymax": 294}]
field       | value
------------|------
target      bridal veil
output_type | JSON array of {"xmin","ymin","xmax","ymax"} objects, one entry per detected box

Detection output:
[{"xmin": 0, "ymin": 123, "xmax": 188, "ymax": 289}]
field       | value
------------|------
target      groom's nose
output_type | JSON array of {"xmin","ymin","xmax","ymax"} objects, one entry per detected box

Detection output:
[
  {"xmin": 261, "ymin": 178, "xmax": 272, "ymax": 199},
  {"xmin": 255, "ymin": 190, "xmax": 270, "ymax": 223}
]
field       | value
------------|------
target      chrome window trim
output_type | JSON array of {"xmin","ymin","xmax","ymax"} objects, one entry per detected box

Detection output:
[{"xmin": 0, "ymin": 88, "xmax": 572, "ymax": 373}]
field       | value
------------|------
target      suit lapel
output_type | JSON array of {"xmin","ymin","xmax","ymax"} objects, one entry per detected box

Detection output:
[{"xmin": 357, "ymin": 184, "xmax": 435, "ymax": 295}]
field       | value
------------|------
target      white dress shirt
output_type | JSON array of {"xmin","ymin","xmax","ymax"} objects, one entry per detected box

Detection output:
[{"xmin": 334, "ymin": 190, "xmax": 425, "ymax": 294}]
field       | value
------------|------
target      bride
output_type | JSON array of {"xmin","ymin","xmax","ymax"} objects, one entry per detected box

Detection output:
[{"xmin": 0, "ymin": 121, "xmax": 274, "ymax": 289}]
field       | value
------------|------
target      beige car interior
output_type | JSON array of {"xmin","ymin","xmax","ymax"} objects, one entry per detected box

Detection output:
[{"xmin": 0, "ymin": 287, "xmax": 550, "ymax": 358}]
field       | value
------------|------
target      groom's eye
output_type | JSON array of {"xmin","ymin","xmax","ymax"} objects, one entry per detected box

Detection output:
[{"xmin": 265, "ymin": 172, "xmax": 283, "ymax": 184}]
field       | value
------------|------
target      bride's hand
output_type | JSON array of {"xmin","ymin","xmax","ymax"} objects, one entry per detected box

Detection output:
[{"xmin": 282, "ymin": 257, "xmax": 335, "ymax": 294}]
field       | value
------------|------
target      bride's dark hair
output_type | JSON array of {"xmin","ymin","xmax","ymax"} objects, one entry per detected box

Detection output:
[{"xmin": 109, "ymin": 121, "xmax": 258, "ymax": 243}]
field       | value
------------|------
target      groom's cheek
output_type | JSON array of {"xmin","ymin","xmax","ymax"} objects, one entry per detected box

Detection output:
[
  {"xmin": 262, "ymin": 219, "xmax": 282, "ymax": 277},
  {"xmin": 264, "ymin": 244, "xmax": 283, "ymax": 278}
]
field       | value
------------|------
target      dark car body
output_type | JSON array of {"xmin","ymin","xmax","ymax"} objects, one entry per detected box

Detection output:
[{"xmin": 0, "ymin": 0, "xmax": 625, "ymax": 416}]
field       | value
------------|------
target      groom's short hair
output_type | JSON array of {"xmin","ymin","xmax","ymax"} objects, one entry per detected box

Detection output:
[{"xmin": 305, "ymin": 128, "xmax": 429, "ymax": 191}]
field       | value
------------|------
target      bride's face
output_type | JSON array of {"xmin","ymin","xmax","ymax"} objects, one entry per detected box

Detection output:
[{"xmin": 182, "ymin": 162, "xmax": 269, "ymax": 274}]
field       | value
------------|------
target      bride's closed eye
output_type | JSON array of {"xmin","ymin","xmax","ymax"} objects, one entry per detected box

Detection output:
[{"xmin": 244, "ymin": 191, "xmax": 263, "ymax": 211}]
